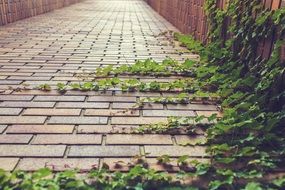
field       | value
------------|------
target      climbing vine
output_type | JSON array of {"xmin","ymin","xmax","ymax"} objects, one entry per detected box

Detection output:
[{"xmin": 182, "ymin": 0, "xmax": 285, "ymax": 189}]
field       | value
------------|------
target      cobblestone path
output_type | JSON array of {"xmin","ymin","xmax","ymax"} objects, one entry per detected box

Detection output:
[{"xmin": 0, "ymin": 0, "xmax": 218, "ymax": 171}]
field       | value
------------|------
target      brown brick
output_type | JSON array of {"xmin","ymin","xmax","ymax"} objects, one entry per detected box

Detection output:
[
  {"xmin": 48, "ymin": 116, "xmax": 108, "ymax": 124},
  {"xmin": 106, "ymin": 134, "xmax": 173, "ymax": 145},
  {"xmin": 0, "ymin": 101, "xmax": 55, "ymax": 108},
  {"xmin": 0, "ymin": 108, "xmax": 22, "ymax": 115},
  {"xmin": 88, "ymin": 96, "xmax": 136, "ymax": 102},
  {"xmin": 85, "ymin": 109, "xmax": 139, "ymax": 116},
  {"xmin": 0, "ymin": 158, "xmax": 20, "ymax": 171},
  {"xmin": 143, "ymin": 110, "xmax": 195, "ymax": 117},
  {"xmin": 34, "ymin": 96, "xmax": 85, "ymax": 102},
  {"xmin": 144, "ymin": 146, "xmax": 207, "ymax": 157},
  {"xmin": 32, "ymin": 134, "xmax": 102, "ymax": 145},
  {"xmin": 17, "ymin": 158, "xmax": 99, "ymax": 171},
  {"xmin": 0, "ymin": 145, "xmax": 66, "ymax": 157},
  {"xmin": 68, "ymin": 145, "xmax": 140, "ymax": 157},
  {"xmin": 111, "ymin": 117, "xmax": 167, "ymax": 125},
  {"xmin": 0, "ymin": 135, "xmax": 33, "ymax": 144},
  {"xmin": 0, "ymin": 116, "xmax": 47, "ymax": 124},
  {"xmin": 56, "ymin": 102, "xmax": 109, "ymax": 109},
  {"xmin": 6, "ymin": 125, "xmax": 75, "ymax": 134},
  {"xmin": 23, "ymin": 109, "xmax": 81, "ymax": 116}
]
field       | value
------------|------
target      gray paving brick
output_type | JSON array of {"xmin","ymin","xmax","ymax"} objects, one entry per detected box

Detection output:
[
  {"xmin": 112, "ymin": 103, "xmax": 163, "ymax": 109},
  {"xmin": 167, "ymin": 104, "xmax": 218, "ymax": 111},
  {"xmin": 88, "ymin": 96, "xmax": 136, "ymax": 102},
  {"xmin": 106, "ymin": 134, "xmax": 173, "ymax": 145},
  {"xmin": 0, "ymin": 125, "xmax": 7, "ymax": 133},
  {"xmin": 111, "ymin": 117, "xmax": 167, "ymax": 125},
  {"xmin": 17, "ymin": 158, "xmax": 99, "ymax": 171},
  {"xmin": 0, "ymin": 145, "xmax": 66, "ymax": 157},
  {"xmin": 34, "ymin": 96, "xmax": 85, "ymax": 102},
  {"xmin": 0, "ymin": 102, "xmax": 55, "ymax": 108},
  {"xmin": 32, "ymin": 134, "xmax": 102, "ymax": 145},
  {"xmin": 56, "ymin": 102, "xmax": 109, "ymax": 109},
  {"xmin": 48, "ymin": 117, "xmax": 108, "ymax": 124},
  {"xmin": 0, "ymin": 116, "xmax": 47, "ymax": 124},
  {"xmin": 0, "ymin": 135, "xmax": 33, "ymax": 144},
  {"xmin": 144, "ymin": 146, "xmax": 207, "ymax": 157},
  {"xmin": 0, "ymin": 108, "xmax": 22, "ymax": 115},
  {"xmin": 143, "ymin": 110, "xmax": 196, "ymax": 117},
  {"xmin": 68, "ymin": 146, "xmax": 140, "ymax": 157},
  {"xmin": 0, "ymin": 158, "xmax": 19, "ymax": 171},
  {"xmin": 6, "ymin": 125, "xmax": 75, "ymax": 134},
  {"xmin": 0, "ymin": 95, "xmax": 34, "ymax": 101}
]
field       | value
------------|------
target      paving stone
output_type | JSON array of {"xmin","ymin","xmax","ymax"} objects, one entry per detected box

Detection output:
[
  {"xmin": 0, "ymin": 158, "xmax": 20, "ymax": 171},
  {"xmin": 0, "ymin": 101, "xmax": 55, "ymax": 108},
  {"xmin": 88, "ymin": 96, "xmax": 136, "ymax": 102},
  {"xmin": 111, "ymin": 117, "xmax": 167, "ymax": 125},
  {"xmin": 106, "ymin": 134, "xmax": 173, "ymax": 145},
  {"xmin": 0, "ymin": 135, "xmax": 33, "ymax": 144},
  {"xmin": 143, "ymin": 110, "xmax": 196, "ymax": 117},
  {"xmin": 56, "ymin": 102, "xmax": 109, "ymax": 109},
  {"xmin": 175, "ymin": 135, "xmax": 207, "ymax": 145},
  {"xmin": 23, "ymin": 109, "xmax": 81, "ymax": 116},
  {"xmin": 0, "ymin": 116, "xmax": 47, "ymax": 124},
  {"xmin": 167, "ymin": 104, "xmax": 218, "ymax": 111},
  {"xmin": 68, "ymin": 146, "xmax": 140, "ymax": 157},
  {"xmin": 65, "ymin": 91, "xmax": 113, "ymax": 96},
  {"xmin": 85, "ymin": 109, "xmax": 139, "ymax": 116},
  {"xmin": 77, "ymin": 125, "xmax": 139, "ymax": 134},
  {"xmin": 0, "ymin": 145, "xmax": 66, "ymax": 157},
  {"xmin": 101, "ymin": 158, "xmax": 135, "ymax": 171},
  {"xmin": 32, "ymin": 134, "xmax": 102, "ymax": 145},
  {"xmin": 146, "ymin": 158, "xmax": 210, "ymax": 172},
  {"xmin": 12, "ymin": 90, "xmax": 62, "ymax": 95},
  {"xmin": 196, "ymin": 111, "xmax": 223, "ymax": 117},
  {"xmin": 0, "ymin": 108, "xmax": 22, "ymax": 115},
  {"xmin": 0, "ymin": 125, "xmax": 7, "ymax": 133},
  {"xmin": 34, "ymin": 96, "xmax": 85, "ymax": 102},
  {"xmin": 17, "ymin": 158, "xmax": 99, "ymax": 171},
  {"xmin": 112, "ymin": 103, "xmax": 163, "ymax": 109},
  {"xmin": 0, "ymin": 95, "xmax": 34, "ymax": 101},
  {"xmin": 115, "ymin": 92, "xmax": 161, "ymax": 97},
  {"xmin": 6, "ymin": 125, "xmax": 75, "ymax": 134},
  {"xmin": 8, "ymin": 76, "xmax": 51, "ymax": 81},
  {"xmin": 102, "ymin": 158, "xmax": 209, "ymax": 172},
  {"xmin": 144, "ymin": 146, "xmax": 207, "ymax": 157},
  {"xmin": 48, "ymin": 117, "xmax": 108, "ymax": 124}
]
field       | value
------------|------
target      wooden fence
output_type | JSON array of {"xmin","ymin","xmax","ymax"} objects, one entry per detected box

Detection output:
[
  {"xmin": 145, "ymin": 0, "xmax": 285, "ymax": 61},
  {"xmin": 0, "ymin": 0, "xmax": 82, "ymax": 26}
]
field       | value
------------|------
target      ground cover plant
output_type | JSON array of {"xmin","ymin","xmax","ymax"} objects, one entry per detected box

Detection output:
[{"xmin": 1, "ymin": 0, "xmax": 285, "ymax": 189}]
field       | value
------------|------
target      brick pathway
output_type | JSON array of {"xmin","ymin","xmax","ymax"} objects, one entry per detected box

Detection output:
[{"xmin": 0, "ymin": 0, "xmax": 218, "ymax": 172}]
